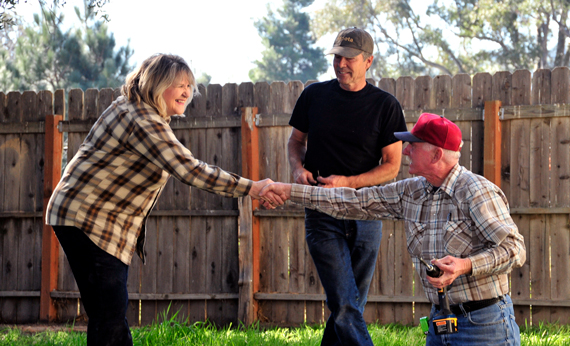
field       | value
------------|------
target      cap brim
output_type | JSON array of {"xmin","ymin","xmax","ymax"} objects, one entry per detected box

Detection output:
[
  {"xmin": 394, "ymin": 131, "xmax": 424, "ymax": 143},
  {"xmin": 326, "ymin": 46, "xmax": 363, "ymax": 58}
]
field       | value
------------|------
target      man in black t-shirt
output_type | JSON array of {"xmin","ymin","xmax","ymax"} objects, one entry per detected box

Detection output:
[{"xmin": 288, "ymin": 27, "xmax": 407, "ymax": 346}]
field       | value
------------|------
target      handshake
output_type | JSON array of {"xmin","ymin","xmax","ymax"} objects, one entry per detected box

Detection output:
[{"xmin": 248, "ymin": 179, "xmax": 293, "ymax": 209}]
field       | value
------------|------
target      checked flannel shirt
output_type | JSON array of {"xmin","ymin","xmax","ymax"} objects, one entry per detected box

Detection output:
[
  {"xmin": 290, "ymin": 164, "xmax": 526, "ymax": 305},
  {"xmin": 46, "ymin": 96, "xmax": 252, "ymax": 265}
]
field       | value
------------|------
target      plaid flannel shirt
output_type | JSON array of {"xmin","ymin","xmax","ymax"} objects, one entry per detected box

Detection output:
[
  {"xmin": 47, "ymin": 96, "xmax": 252, "ymax": 265},
  {"xmin": 290, "ymin": 164, "xmax": 526, "ymax": 304}
]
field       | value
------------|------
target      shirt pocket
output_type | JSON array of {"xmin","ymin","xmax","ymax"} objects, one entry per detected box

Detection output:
[
  {"xmin": 406, "ymin": 222, "xmax": 425, "ymax": 257},
  {"xmin": 443, "ymin": 221, "xmax": 472, "ymax": 256}
]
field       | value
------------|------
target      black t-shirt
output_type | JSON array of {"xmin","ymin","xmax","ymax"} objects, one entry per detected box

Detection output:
[{"xmin": 289, "ymin": 79, "xmax": 407, "ymax": 179}]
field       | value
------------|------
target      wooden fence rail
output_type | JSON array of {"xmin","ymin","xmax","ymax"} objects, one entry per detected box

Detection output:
[{"xmin": 1, "ymin": 67, "xmax": 570, "ymax": 327}]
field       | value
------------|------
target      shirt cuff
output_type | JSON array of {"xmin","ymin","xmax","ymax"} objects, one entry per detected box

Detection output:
[
  {"xmin": 239, "ymin": 178, "xmax": 254, "ymax": 196},
  {"xmin": 468, "ymin": 252, "xmax": 490, "ymax": 276},
  {"xmin": 290, "ymin": 184, "xmax": 314, "ymax": 206}
]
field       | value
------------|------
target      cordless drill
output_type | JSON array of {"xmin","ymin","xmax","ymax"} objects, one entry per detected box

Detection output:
[{"xmin": 418, "ymin": 257, "xmax": 458, "ymax": 335}]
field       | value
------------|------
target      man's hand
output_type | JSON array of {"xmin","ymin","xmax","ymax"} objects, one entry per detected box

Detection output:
[
  {"xmin": 426, "ymin": 256, "xmax": 472, "ymax": 289},
  {"xmin": 317, "ymin": 175, "xmax": 351, "ymax": 188},
  {"xmin": 260, "ymin": 182, "xmax": 292, "ymax": 206},
  {"xmin": 293, "ymin": 167, "xmax": 317, "ymax": 186},
  {"xmin": 248, "ymin": 178, "xmax": 274, "ymax": 199},
  {"xmin": 249, "ymin": 178, "xmax": 281, "ymax": 209}
]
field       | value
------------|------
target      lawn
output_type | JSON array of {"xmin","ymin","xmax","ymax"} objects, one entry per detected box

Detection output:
[{"xmin": 2, "ymin": 312, "xmax": 570, "ymax": 346}]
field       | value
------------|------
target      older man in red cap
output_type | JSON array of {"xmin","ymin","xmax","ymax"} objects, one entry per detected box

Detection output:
[{"xmin": 262, "ymin": 113, "xmax": 526, "ymax": 346}]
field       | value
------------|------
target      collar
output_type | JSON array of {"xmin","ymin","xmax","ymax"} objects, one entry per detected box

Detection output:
[{"xmin": 421, "ymin": 164, "xmax": 463, "ymax": 197}]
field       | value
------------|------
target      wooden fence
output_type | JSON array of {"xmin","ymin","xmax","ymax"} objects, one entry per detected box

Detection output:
[{"xmin": 1, "ymin": 67, "xmax": 570, "ymax": 328}]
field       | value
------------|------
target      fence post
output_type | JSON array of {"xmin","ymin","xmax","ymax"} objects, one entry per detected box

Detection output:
[
  {"xmin": 40, "ymin": 114, "xmax": 63, "ymax": 322},
  {"xmin": 238, "ymin": 107, "xmax": 260, "ymax": 325},
  {"xmin": 483, "ymin": 100, "xmax": 502, "ymax": 187}
]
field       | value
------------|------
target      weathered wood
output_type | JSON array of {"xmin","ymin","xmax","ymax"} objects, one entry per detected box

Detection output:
[
  {"xmin": 414, "ymin": 76, "xmax": 434, "ymax": 110},
  {"xmin": 238, "ymin": 197, "xmax": 254, "ymax": 324},
  {"xmin": 528, "ymin": 215, "xmax": 549, "ymax": 323},
  {"xmin": 512, "ymin": 70, "xmax": 531, "ymax": 106},
  {"xmin": 551, "ymin": 67, "xmax": 570, "ymax": 104},
  {"xmin": 40, "ymin": 114, "xmax": 62, "ymax": 322},
  {"xmin": 473, "ymin": 73, "xmax": 492, "ymax": 108},
  {"xmin": 484, "ymin": 101, "xmax": 502, "ymax": 187},
  {"xmin": 394, "ymin": 221, "xmax": 413, "ymax": 325},
  {"xmin": 451, "ymin": 74, "xmax": 472, "ymax": 108},
  {"xmin": 509, "ymin": 116, "xmax": 531, "ymax": 208},
  {"xmin": 378, "ymin": 78, "xmax": 396, "ymax": 95},
  {"xmin": 550, "ymin": 214, "xmax": 570, "ymax": 323},
  {"xmin": 396, "ymin": 76, "xmax": 415, "ymax": 112},
  {"xmin": 377, "ymin": 221, "xmax": 396, "ymax": 324},
  {"xmin": 531, "ymin": 69, "xmax": 551, "ymax": 105},
  {"xmin": 240, "ymin": 106, "xmax": 261, "ymax": 325},
  {"xmin": 493, "ymin": 71, "xmax": 513, "ymax": 106},
  {"xmin": 433, "ymin": 75, "xmax": 452, "ymax": 108},
  {"xmin": 140, "ymin": 217, "xmax": 158, "ymax": 325},
  {"xmin": 189, "ymin": 217, "xmax": 207, "ymax": 322},
  {"xmin": 511, "ymin": 215, "xmax": 531, "ymax": 324}
]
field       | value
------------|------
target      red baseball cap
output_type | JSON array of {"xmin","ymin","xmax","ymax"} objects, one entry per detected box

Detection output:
[{"xmin": 394, "ymin": 113, "xmax": 462, "ymax": 151}]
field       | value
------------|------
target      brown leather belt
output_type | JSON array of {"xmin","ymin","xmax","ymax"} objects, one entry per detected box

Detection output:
[{"xmin": 435, "ymin": 296, "xmax": 503, "ymax": 315}]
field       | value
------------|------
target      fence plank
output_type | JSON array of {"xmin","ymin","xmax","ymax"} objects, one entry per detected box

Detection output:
[
  {"xmin": 1, "ymin": 92, "xmax": 22, "ymax": 323},
  {"xmin": 414, "ymin": 76, "xmax": 434, "ymax": 110},
  {"xmin": 156, "ymin": 217, "xmax": 174, "ymax": 322},
  {"xmin": 532, "ymin": 69, "xmax": 551, "ymax": 105},
  {"xmin": 140, "ymin": 217, "xmax": 158, "ymax": 325},
  {"xmin": 549, "ymin": 69, "xmax": 570, "ymax": 323},
  {"xmin": 528, "ymin": 215, "xmax": 550, "ymax": 323},
  {"xmin": 493, "ymin": 71, "xmax": 513, "ymax": 106},
  {"xmin": 511, "ymin": 215, "xmax": 531, "ymax": 324},
  {"xmin": 377, "ymin": 222, "xmax": 396, "ymax": 324},
  {"xmin": 550, "ymin": 214, "xmax": 570, "ymax": 324},
  {"xmin": 205, "ymin": 216, "xmax": 225, "ymax": 325},
  {"xmin": 189, "ymin": 217, "xmax": 207, "ymax": 322},
  {"xmin": 551, "ymin": 67, "xmax": 570, "ymax": 104},
  {"xmin": 17, "ymin": 91, "xmax": 40, "ymax": 322},
  {"xmin": 379, "ymin": 78, "xmax": 396, "ymax": 96},
  {"xmin": 433, "ymin": 75, "xmax": 451, "ymax": 109},
  {"xmin": 394, "ymin": 221, "xmax": 413, "ymax": 325}
]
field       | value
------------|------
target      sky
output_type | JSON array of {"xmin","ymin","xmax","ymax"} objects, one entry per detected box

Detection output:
[{"xmin": 14, "ymin": 0, "xmax": 335, "ymax": 85}]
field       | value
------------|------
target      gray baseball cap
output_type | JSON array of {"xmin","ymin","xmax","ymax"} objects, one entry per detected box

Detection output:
[{"xmin": 327, "ymin": 27, "xmax": 374, "ymax": 58}]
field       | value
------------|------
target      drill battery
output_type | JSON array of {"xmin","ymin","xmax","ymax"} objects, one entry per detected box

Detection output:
[{"xmin": 433, "ymin": 314, "xmax": 458, "ymax": 335}]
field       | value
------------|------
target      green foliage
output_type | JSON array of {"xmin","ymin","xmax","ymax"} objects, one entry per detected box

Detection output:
[
  {"xmin": 0, "ymin": 0, "xmax": 132, "ymax": 93},
  {"xmin": 0, "ymin": 0, "xmax": 109, "ymax": 30},
  {"xmin": 249, "ymin": 0, "xmax": 328, "ymax": 83},
  {"xmin": 196, "ymin": 72, "xmax": 212, "ymax": 87},
  {"xmin": 313, "ymin": 0, "xmax": 570, "ymax": 78}
]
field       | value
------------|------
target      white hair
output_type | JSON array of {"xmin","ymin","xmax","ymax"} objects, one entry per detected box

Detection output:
[{"xmin": 422, "ymin": 141, "xmax": 463, "ymax": 162}]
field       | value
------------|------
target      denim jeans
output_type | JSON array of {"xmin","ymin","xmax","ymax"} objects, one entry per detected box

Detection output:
[
  {"xmin": 305, "ymin": 209, "xmax": 382, "ymax": 346},
  {"xmin": 53, "ymin": 226, "xmax": 133, "ymax": 346},
  {"xmin": 426, "ymin": 294, "xmax": 520, "ymax": 346}
]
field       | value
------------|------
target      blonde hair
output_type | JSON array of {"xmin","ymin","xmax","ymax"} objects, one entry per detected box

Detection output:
[{"xmin": 121, "ymin": 54, "xmax": 198, "ymax": 117}]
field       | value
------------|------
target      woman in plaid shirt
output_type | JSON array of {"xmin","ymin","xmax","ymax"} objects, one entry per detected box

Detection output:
[{"xmin": 46, "ymin": 54, "xmax": 273, "ymax": 346}]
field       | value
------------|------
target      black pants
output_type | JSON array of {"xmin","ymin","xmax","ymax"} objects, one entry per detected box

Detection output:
[{"xmin": 53, "ymin": 226, "xmax": 133, "ymax": 346}]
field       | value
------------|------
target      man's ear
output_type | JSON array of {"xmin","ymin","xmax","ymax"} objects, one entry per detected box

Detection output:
[{"xmin": 432, "ymin": 147, "xmax": 444, "ymax": 163}]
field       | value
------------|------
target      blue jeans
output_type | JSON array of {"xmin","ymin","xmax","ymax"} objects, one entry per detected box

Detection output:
[
  {"xmin": 426, "ymin": 294, "xmax": 520, "ymax": 346},
  {"xmin": 305, "ymin": 209, "xmax": 382, "ymax": 346},
  {"xmin": 53, "ymin": 226, "xmax": 133, "ymax": 346}
]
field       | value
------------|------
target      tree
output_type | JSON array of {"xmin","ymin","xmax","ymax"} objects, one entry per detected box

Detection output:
[
  {"xmin": 196, "ymin": 72, "xmax": 212, "ymax": 87},
  {"xmin": 249, "ymin": 0, "xmax": 328, "ymax": 83},
  {"xmin": 0, "ymin": 0, "xmax": 132, "ymax": 92},
  {"xmin": 0, "ymin": 0, "xmax": 109, "ymax": 30},
  {"xmin": 313, "ymin": 0, "xmax": 570, "ymax": 78}
]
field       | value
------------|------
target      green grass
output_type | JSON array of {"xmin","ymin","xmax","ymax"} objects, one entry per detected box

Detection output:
[{"xmin": 3, "ymin": 311, "xmax": 570, "ymax": 346}]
